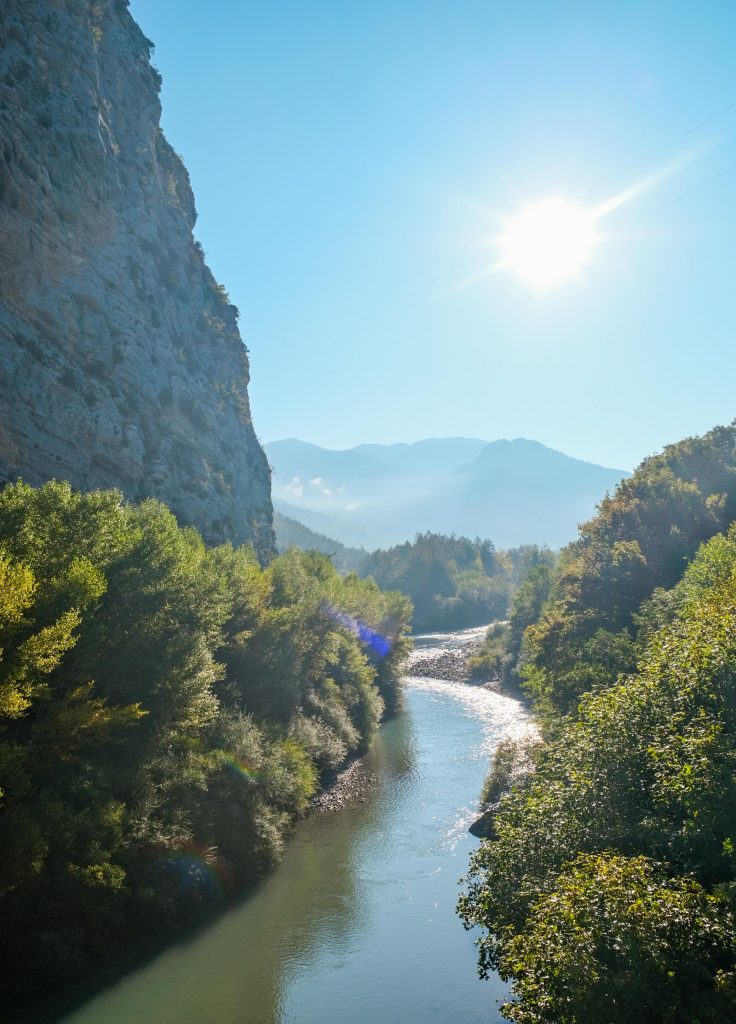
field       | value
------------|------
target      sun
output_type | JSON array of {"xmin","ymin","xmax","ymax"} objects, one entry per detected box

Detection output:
[{"xmin": 498, "ymin": 198, "xmax": 598, "ymax": 288}]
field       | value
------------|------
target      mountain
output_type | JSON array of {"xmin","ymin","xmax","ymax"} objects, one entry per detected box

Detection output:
[
  {"xmin": 0, "ymin": 0, "xmax": 273, "ymax": 557},
  {"xmin": 266, "ymin": 437, "xmax": 628, "ymax": 549},
  {"xmin": 449, "ymin": 439, "xmax": 631, "ymax": 547},
  {"xmin": 353, "ymin": 437, "xmax": 488, "ymax": 474}
]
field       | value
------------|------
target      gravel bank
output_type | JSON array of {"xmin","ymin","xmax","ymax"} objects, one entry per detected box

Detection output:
[
  {"xmin": 310, "ymin": 759, "xmax": 378, "ymax": 813},
  {"xmin": 406, "ymin": 636, "xmax": 486, "ymax": 683}
]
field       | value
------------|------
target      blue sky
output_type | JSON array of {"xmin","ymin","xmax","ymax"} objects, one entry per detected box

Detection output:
[{"xmin": 129, "ymin": 0, "xmax": 736, "ymax": 471}]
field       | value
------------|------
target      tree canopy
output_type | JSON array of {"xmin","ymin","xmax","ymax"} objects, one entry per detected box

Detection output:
[
  {"xmin": 361, "ymin": 532, "xmax": 551, "ymax": 633},
  {"xmin": 0, "ymin": 481, "xmax": 411, "ymax": 996},
  {"xmin": 459, "ymin": 423, "xmax": 736, "ymax": 1023}
]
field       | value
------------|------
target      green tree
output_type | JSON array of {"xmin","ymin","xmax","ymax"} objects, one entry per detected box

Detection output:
[
  {"xmin": 496, "ymin": 854, "xmax": 736, "ymax": 1024},
  {"xmin": 460, "ymin": 519, "xmax": 736, "ymax": 1022},
  {"xmin": 0, "ymin": 482, "xmax": 412, "ymax": 996}
]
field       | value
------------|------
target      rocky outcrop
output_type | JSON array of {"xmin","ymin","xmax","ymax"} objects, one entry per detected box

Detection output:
[
  {"xmin": 468, "ymin": 805, "xmax": 498, "ymax": 839},
  {"xmin": 0, "ymin": 0, "xmax": 274, "ymax": 556}
]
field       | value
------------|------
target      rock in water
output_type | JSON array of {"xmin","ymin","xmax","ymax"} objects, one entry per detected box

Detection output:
[{"xmin": 0, "ymin": 0, "xmax": 274, "ymax": 557}]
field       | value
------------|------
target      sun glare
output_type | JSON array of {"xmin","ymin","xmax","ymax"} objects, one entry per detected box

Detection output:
[{"xmin": 499, "ymin": 198, "xmax": 598, "ymax": 289}]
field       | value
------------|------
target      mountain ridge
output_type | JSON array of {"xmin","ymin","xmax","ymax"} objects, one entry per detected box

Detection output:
[{"xmin": 266, "ymin": 436, "xmax": 628, "ymax": 550}]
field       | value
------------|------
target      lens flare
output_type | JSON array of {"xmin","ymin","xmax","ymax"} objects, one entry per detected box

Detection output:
[
  {"xmin": 155, "ymin": 841, "xmax": 233, "ymax": 903},
  {"xmin": 320, "ymin": 602, "xmax": 393, "ymax": 658},
  {"xmin": 221, "ymin": 754, "xmax": 267, "ymax": 782}
]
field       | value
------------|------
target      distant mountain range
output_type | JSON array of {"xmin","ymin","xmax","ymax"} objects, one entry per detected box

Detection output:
[{"xmin": 265, "ymin": 437, "xmax": 629, "ymax": 550}]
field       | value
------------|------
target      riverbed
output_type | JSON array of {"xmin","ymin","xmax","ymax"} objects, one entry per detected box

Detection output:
[{"xmin": 58, "ymin": 626, "xmax": 531, "ymax": 1024}]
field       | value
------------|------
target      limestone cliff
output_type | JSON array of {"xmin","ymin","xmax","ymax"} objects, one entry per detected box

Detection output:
[{"xmin": 0, "ymin": 0, "xmax": 274, "ymax": 556}]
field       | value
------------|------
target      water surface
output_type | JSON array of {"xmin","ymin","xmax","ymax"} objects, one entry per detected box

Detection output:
[{"xmin": 60, "ymin": 627, "xmax": 530, "ymax": 1024}]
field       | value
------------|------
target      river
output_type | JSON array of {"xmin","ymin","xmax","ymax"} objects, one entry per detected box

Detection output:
[{"xmin": 58, "ymin": 626, "xmax": 531, "ymax": 1024}]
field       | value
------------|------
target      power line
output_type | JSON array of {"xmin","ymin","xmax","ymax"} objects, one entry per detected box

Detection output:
[
  {"xmin": 255, "ymin": 265, "xmax": 452, "ymax": 375},
  {"xmin": 627, "ymin": 69, "xmax": 736, "ymax": 150},
  {"xmin": 655, "ymin": 161, "xmax": 736, "ymax": 211},
  {"xmin": 648, "ymin": 98, "xmax": 736, "ymax": 158},
  {"xmin": 256, "ymin": 291, "xmax": 490, "ymax": 404}
]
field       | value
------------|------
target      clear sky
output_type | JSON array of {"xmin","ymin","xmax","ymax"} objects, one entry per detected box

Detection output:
[{"xmin": 129, "ymin": 0, "xmax": 736, "ymax": 471}]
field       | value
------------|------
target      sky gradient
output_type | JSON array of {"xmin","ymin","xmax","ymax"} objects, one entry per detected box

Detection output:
[{"xmin": 129, "ymin": 0, "xmax": 736, "ymax": 471}]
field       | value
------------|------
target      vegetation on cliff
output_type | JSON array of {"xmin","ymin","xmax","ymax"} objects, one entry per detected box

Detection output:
[
  {"xmin": 459, "ymin": 423, "xmax": 736, "ymax": 1023},
  {"xmin": 0, "ymin": 481, "xmax": 411, "ymax": 997}
]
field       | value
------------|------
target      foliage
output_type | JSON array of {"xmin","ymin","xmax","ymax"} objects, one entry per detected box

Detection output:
[
  {"xmin": 468, "ymin": 549, "xmax": 557, "ymax": 687},
  {"xmin": 0, "ymin": 482, "xmax": 411, "ymax": 996},
  {"xmin": 273, "ymin": 510, "xmax": 367, "ymax": 573},
  {"xmin": 520, "ymin": 422, "xmax": 736, "ymax": 715},
  {"xmin": 495, "ymin": 854, "xmax": 736, "ymax": 1024},
  {"xmin": 362, "ymin": 533, "xmax": 552, "ymax": 633},
  {"xmin": 478, "ymin": 738, "xmax": 536, "ymax": 808},
  {"xmin": 468, "ymin": 621, "xmax": 510, "ymax": 682},
  {"xmin": 459, "ymin": 432, "xmax": 736, "ymax": 1022}
]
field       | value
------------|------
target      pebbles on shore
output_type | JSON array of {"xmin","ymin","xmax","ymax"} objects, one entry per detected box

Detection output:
[
  {"xmin": 407, "ymin": 649, "xmax": 474, "ymax": 682},
  {"xmin": 311, "ymin": 760, "xmax": 377, "ymax": 813},
  {"xmin": 406, "ymin": 634, "xmax": 488, "ymax": 684}
]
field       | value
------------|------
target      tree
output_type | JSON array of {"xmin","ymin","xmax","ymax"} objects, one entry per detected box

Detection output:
[
  {"xmin": 460, "ymin": 518, "xmax": 736, "ymax": 1022},
  {"xmin": 0, "ymin": 482, "xmax": 413, "ymax": 996}
]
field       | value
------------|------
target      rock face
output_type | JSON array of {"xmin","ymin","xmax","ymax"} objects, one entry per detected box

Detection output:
[{"xmin": 0, "ymin": 0, "xmax": 274, "ymax": 556}]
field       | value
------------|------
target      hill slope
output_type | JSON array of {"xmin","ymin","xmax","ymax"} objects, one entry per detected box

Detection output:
[
  {"xmin": 459, "ymin": 420, "xmax": 736, "ymax": 1022},
  {"xmin": 273, "ymin": 510, "xmax": 367, "ymax": 572}
]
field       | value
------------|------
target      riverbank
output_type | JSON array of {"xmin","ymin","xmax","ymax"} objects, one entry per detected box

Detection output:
[
  {"xmin": 310, "ymin": 759, "xmax": 378, "ymax": 813},
  {"xmin": 50, "ymin": 626, "xmax": 526, "ymax": 1024},
  {"xmin": 312, "ymin": 628, "xmax": 488, "ymax": 814},
  {"xmin": 406, "ymin": 629, "xmax": 486, "ymax": 682},
  {"xmin": 406, "ymin": 625, "xmax": 521, "ymax": 697}
]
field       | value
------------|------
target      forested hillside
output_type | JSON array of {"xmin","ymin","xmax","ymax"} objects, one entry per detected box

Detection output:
[
  {"xmin": 460, "ymin": 422, "xmax": 736, "ymax": 1023},
  {"xmin": 361, "ymin": 533, "xmax": 553, "ymax": 633},
  {"xmin": 0, "ymin": 482, "xmax": 410, "ymax": 998}
]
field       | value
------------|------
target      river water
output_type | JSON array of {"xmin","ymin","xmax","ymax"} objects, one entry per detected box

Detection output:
[{"xmin": 59, "ymin": 626, "xmax": 530, "ymax": 1024}]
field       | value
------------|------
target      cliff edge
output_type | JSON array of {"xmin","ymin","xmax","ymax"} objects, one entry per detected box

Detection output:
[{"xmin": 0, "ymin": 0, "xmax": 274, "ymax": 556}]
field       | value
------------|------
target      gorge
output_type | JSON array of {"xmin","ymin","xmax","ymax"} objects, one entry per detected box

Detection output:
[{"xmin": 5, "ymin": 2, "xmax": 736, "ymax": 1023}]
